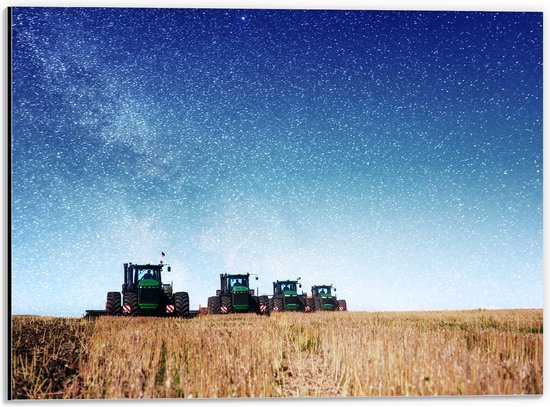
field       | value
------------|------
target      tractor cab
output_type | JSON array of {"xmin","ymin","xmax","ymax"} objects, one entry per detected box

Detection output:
[
  {"xmin": 219, "ymin": 273, "xmax": 256, "ymax": 295},
  {"xmin": 273, "ymin": 280, "xmax": 301, "ymax": 295},
  {"xmin": 228, "ymin": 275, "xmax": 249, "ymax": 291},
  {"xmin": 138, "ymin": 267, "xmax": 161, "ymax": 284},
  {"xmin": 312, "ymin": 285, "xmax": 334, "ymax": 297},
  {"xmin": 123, "ymin": 263, "xmax": 167, "ymax": 290}
]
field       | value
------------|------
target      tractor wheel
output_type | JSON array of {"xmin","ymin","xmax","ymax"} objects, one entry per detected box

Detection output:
[
  {"xmin": 338, "ymin": 299, "xmax": 347, "ymax": 311},
  {"xmin": 305, "ymin": 298, "xmax": 315, "ymax": 313},
  {"xmin": 106, "ymin": 292, "xmax": 122, "ymax": 316},
  {"xmin": 207, "ymin": 296, "xmax": 221, "ymax": 314},
  {"xmin": 174, "ymin": 292, "xmax": 190, "ymax": 318},
  {"xmin": 268, "ymin": 298, "xmax": 274, "ymax": 313},
  {"xmin": 123, "ymin": 291, "xmax": 140, "ymax": 316},
  {"xmin": 298, "ymin": 296, "xmax": 307, "ymax": 312},
  {"xmin": 221, "ymin": 295, "xmax": 232, "ymax": 314},
  {"xmin": 314, "ymin": 298, "xmax": 322, "ymax": 312},
  {"xmin": 250, "ymin": 296, "xmax": 260, "ymax": 314},
  {"xmin": 272, "ymin": 297, "xmax": 284, "ymax": 313},
  {"xmin": 258, "ymin": 295, "xmax": 269, "ymax": 315}
]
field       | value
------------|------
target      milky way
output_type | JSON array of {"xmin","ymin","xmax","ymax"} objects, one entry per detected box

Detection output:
[{"xmin": 10, "ymin": 8, "xmax": 542, "ymax": 315}]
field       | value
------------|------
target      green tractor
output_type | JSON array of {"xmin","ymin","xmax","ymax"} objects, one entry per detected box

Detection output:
[
  {"xmin": 207, "ymin": 273, "xmax": 269, "ymax": 315},
  {"xmin": 105, "ymin": 262, "xmax": 190, "ymax": 317},
  {"xmin": 269, "ymin": 278, "xmax": 310, "ymax": 313},
  {"xmin": 310, "ymin": 284, "xmax": 347, "ymax": 312}
]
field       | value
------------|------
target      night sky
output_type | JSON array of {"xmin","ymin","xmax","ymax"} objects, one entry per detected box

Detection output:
[{"xmin": 11, "ymin": 8, "xmax": 542, "ymax": 316}]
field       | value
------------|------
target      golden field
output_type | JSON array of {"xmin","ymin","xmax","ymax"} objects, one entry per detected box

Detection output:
[{"xmin": 11, "ymin": 309, "xmax": 542, "ymax": 399}]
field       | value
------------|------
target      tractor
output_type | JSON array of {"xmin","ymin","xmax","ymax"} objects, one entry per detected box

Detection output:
[
  {"xmin": 207, "ymin": 273, "xmax": 269, "ymax": 314},
  {"xmin": 269, "ymin": 278, "xmax": 310, "ymax": 313},
  {"xmin": 310, "ymin": 284, "xmax": 347, "ymax": 312},
  {"xmin": 105, "ymin": 262, "xmax": 190, "ymax": 317}
]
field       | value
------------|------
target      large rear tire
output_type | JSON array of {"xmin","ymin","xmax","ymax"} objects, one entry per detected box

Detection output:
[
  {"xmin": 337, "ymin": 299, "xmax": 347, "ymax": 311},
  {"xmin": 298, "ymin": 296, "xmax": 306, "ymax": 312},
  {"xmin": 123, "ymin": 291, "xmax": 140, "ymax": 316},
  {"xmin": 221, "ymin": 295, "xmax": 232, "ymax": 314},
  {"xmin": 106, "ymin": 292, "xmax": 122, "ymax": 316},
  {"xmin": 250, "ymin": 296, "xmax": 259, "ymax": 314},
  {"xmin": 272, "ymin": 297, "xmax": 284, "ymax": 313},
  {"xmin": 258, "ymin": 295, "xmax": 269, "ymax": 315},
  {"xmin": 305, "ymin": 298, "xmax": 315, "ymax": 313},
  {"xmin": 314, "ymin": 298, "xmax": 321, "ymax": 312},
  {"xmin": 174, "ymin": 292, "xmax": 190, "ymax": 318},
  {"xmin": 207, "ymin": 296, "xmax": 221, "ymax": 314}
]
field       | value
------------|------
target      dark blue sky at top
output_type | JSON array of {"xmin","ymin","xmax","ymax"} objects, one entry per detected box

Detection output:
[{"xmin": 11, "ymin": 8, "xmax": 542, "ymax": 315}]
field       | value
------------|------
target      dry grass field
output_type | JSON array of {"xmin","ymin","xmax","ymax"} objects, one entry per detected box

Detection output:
[{"xmin": 11, "ymin": 309, "xmax": 542, "ymax": 399}]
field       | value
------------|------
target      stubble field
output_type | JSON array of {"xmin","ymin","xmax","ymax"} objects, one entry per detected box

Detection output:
[{"xmin": 11, "ymin": 309, "xmax": 542, "ymax": 399}]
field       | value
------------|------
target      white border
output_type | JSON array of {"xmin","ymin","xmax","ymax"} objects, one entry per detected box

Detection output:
[
  {"xmin": 2, "ymin": 1, "xmax": 547, "ymax": 406},
  {"xmin": 0, "ymin": 0, "xmax": 546, "ymax": 11}
]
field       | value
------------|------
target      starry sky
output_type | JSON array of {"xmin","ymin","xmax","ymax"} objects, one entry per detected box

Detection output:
[{"xmin": 10, "ymin": 7, "xmax": 542, "ymax": 316}]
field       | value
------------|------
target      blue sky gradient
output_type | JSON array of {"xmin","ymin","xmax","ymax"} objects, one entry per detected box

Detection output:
[{"xmin": 11, "ymin": 8, "xmax": 542, "ymax": 315}]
